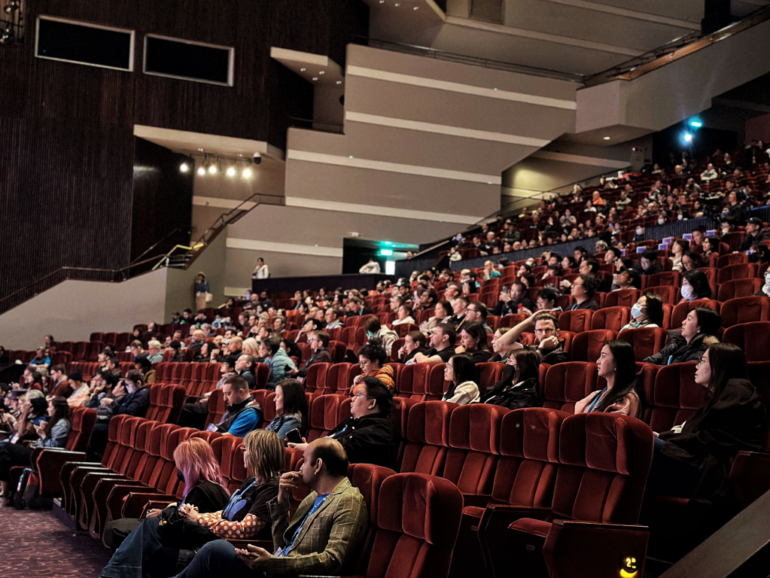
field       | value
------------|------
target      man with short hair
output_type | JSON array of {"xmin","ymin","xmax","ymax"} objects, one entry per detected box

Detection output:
[
  {"xmin": 635, "ymin": 250, "xmax": 662, "ymax": 276},
  {"xmin": 412, "ymin": 323, "xmax": 457, "ymax": 365},
  {"xmin": 129, "ymin": 340, "xmax": 144, "ymax": 360},
  {"xmin": 494, "ymin": 281, "xmax": 533, "ymax": 316},
  {"xmin": 465, "ymin": 302, "xmax": 493, "ymax": 334},
  {"xmin": 183, "ymin": 438, "xmax": 368, "ymax": 578},
  {"xmin": 498, "ymin": 311, "xmax": 568, "ymax": 364},
  {"xmin": 188, "ymin": 330, "xmax": 206, "ymax": 352},
  {"xmin": 389, "ymin": 295, "xmax": 404, "ymax": 313},
  {"xmin": 291, "ymin": 331, "xmax": 333, "ymax": 379},
  {"xmin": 227, "ymin": 336, "xmax": 244, "ymax": 363},
  {"xmin": 569, "ymin": 274, "xmax": 600, "ymax": 311},
  {"xmin": 443, "ymin": 283, "xmax": 460, "ymax": 305},
  {"xmin": 324, "ymin": 308, "xmax": 343, "ymax": 330},
  {"xmin": 559, "ymin": 258, "xmax": 601, "ymax": 291},
  {"xmin": 416, "ymin": 289, "xmax": 437, "ymax": 311},
  {"xmin": 147, "ymin": 339, "xmax": 163, "ymax": 363},
  {"xmin": 738, "ymin": 217, "xmax": 770, "ymax": 253},
  {"xmin": 234, "ymin": 354, "xmax": 257, "ymax": 389},
  {"xmin": 447, "ymin": 296, "xmax": 469, "ymax": 331},
  {"xmin": 345, "ymin": 297, "xmax": 373, "ymax": 317},
  {"xmin": 48, "ymin": 364, "xmax": 73, "ymax": 398},
  {"xmin": 272, "ymin": 316, "xmax": 287, "ymax": 335},
  {"xmin": 214, "ymin": 375, "xmax": 262, "ymax": 437}
]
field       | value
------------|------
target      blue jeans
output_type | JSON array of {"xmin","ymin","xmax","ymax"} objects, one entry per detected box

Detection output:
[{"xmin": 174, "ymin": 540, "xmax": 261, "ymax": 578}]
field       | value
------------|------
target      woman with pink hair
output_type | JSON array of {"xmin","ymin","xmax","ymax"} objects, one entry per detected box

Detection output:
[{"xmin": 101, "ymin": 437, "xmax": 230, "ymax": 578}]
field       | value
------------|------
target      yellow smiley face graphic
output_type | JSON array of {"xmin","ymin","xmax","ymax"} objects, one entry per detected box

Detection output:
[{"xmin": 619, "ymin": 556, "xmax": 638, "ymax": 578}]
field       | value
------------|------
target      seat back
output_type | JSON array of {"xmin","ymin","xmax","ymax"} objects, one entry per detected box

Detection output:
[
  {"xmin": 723, "ymin": 322, "xmax": 770, "ymax": 361},
  {"xmin": 475, "ymin": 362, "xmax": 504, "ymax": 395},
  {"xmin": 644, "ymin": 285, "xmax": 679, "ymax": 305},
  {"xmin": 718, "ymin": 278, "xmax": 762, "ymax": 302},
  {"xmin": 396, "ymin": 363, "xmax": 431, "ymax": 400},
  {"xmin": 720, "ymin": 296, "xmax": 770, "ymax": 327},
  {"xmin": 648, "ymin": 271, "xmax": 681, "ymax": 288},
  {"xmin": 328, "ymin": 363, "xmax": 361, "ymax": 394},
  {"xmin": 671, "ymin": 299, "xmax": 720, "ymax": 329},
  {"xmin": 558, "ymin": 310, "xmax": 593, "ymax": 333},
  {"xmin": 442, "ymin": 404, "xmax": 507, "ymax": 496},
  {"xmin": 399, "ymin": 401, "xmax": 453, "ymax": 475},
  {"xmin": 66, "ymin": 408, "xmax": 97, "ymax": 452},
  {"xmin": 604, "ymin": 289, "xmax": 640, "ymax": 308},
  {"xmin": 490, "ymin": 408, "xmax": 565, "ymax": 507},
  {"xmin": 552, "ymin": 413, "xmax": 654, "ymax": 525},
  {"xmin": 542, "ymin": 362, "xmax": 598, "ymax": 413},
  {"xmin": 642, "ymin": 362, "xmax": 704, "ymax": 434},
  {"xmin": 590, "ymin": 306, "xmax": 631, "ymax": 332},
  {"xmin": 304, "ymin": 362, "xmax": 331, "ymax": 394},
  {"xmin": 570, "ymin": 330, "xmax": 616, "ymax": 362},
  {"xmin": 307, "ymin": 394, "xmax": 342, "ymax": 441},
  {"xmin": 617, "ymin": 327, "xmax": 668, "ymax": 362},
  {"xmin": 364, "ymin": 473, "xmax": 463, "ymax": 578},
  {"xmin": 718, "ymin": 263, "xmax": 757, "ymax": 284},
  {"xmin": 427, "ymin": 364, "xmax": 449, "ymax": 400}
]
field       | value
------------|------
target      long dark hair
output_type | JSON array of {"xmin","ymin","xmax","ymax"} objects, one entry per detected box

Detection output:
[
  {"xmin": 595, "ymin": 340, "xmax": 638, "ymax": 413},
  {"xmin": 705, "ymin": 343, "xmax": 748, "ymax": 407},
  {"xmin": 45, "ymin": 397, "xmax": 72, "ymax": 437},
  {"xmin": 435, "ymin": 300, "xmax": 452, "ymax": 318},
  {"xmin": 684, "ymin": 269, "xmax": 711, "ymax": 300},
  {"xmin": 461, "ymin": 322, "xmax": 490, "ymax": 353},
  {"xmin": 445, "ymin": 353, "xmax": 476, "ymax": 400},
  {"xmin": 513, "ymin": 349, "xmax": 540, "ymax": 383},
  {"xmin": 275, "ymin": 379, "xmax": 308, "ymax": 434},
  {"xmin": 643, "ymin": 292, "xmax": 664, "ymax": 327}
]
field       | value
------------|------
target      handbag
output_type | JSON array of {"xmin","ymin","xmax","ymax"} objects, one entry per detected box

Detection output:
[
  {"xmin": 205, "ymin": 292, "xmax": 213, "ymax": 303},
  {"xmin": 156, "ymin": 505, "xmax": 218, "ymax": 549}
]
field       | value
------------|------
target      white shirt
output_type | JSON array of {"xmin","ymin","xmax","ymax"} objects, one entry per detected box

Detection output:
[
  {"xmin": 359, "ymin": 262, "xmax": 381, "ymax": 274},
  {"xmin": 254, "ymin": 264, "xmax": 270, "ymax": 279}
]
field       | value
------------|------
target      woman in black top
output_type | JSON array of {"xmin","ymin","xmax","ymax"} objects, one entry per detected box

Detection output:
[
  {"xmin": 458, "ymin": 322, "xmax": 492, "ymax": 363},
  {"xmin": 480, "ymin": 349, "xmax": 542, "ymax": 410},
  {"xmin": 397, "ymin": 331, "xmax": 430, "ymax": 363},
  {"xmin": 102, "ymin": 430, "xmax": 283, "ymax": 578},
  {"xmin": 646, "ymin": 343, "xmax": 766, "ymax": 503}
]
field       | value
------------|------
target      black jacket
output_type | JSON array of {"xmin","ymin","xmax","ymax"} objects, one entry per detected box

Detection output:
[
  {"xmin": 328, "ymin": 414, "xmax": 400, "ymax": 470},
  {"xmin": 494, "ymin": 297, "xmax": 533, "ymax": 317},
  {"xmin": 738, "ymin": 228, "xmax": 770, "ymax": 253},
  {"xmin": 660, "ymin": 379, "xmax": 765, "ymax": 503},
  {"xmin": 113, "ymin": 386, "xmax": 151, "ymax": 418},
  {"xmin": 526, "ymin": 343, "xmax": 569, "ymax": 365},
  {"xmin": 643, "ymin": 332, "xmax": 707, "ymax": 365},
  {"xmin": 480, "ymin": 370, "xmax": 542, "ymax": 410}
]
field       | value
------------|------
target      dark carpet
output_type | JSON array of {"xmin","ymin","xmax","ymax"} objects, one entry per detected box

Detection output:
[{"xmin": 0, "ymin": 505, "xmax": 111, "ymax": 577}]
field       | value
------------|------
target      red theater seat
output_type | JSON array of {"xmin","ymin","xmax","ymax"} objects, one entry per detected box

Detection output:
[
  {"xmin": 570, "ymin": 330, "xmax": 616, "ymax": 362},
  {"xmin": 648, "ymin": 271, "xmax": 681, "ymax": 288},
  {"xmin": 590, "ymin": 306, "xmax": 631, "ymax": 332},
  {"xmin": 644, "ymin": 285, "xmax": 679, "ymax": 305},
  {"xmin": 720, "ymin": 296, "xmax": 770, "ymax": 327},
  {"xmin": 618, "ymin": 327, "xmax": 668, "ymax": 361},
  {"xmin": 357, "ymin": 473, "xmax": 462, "ymax": 578},
  {"xmin": 604, "ymin": 289, "xmax": 640, "ymax": 308},
  {"xmin": 542, "ymin": 362, "xmax": 599, "ymax": 413},
  {"xmin": 506, "ymin": 413, "xmax": 654, "ymax": 578},
  {"xmin": 399, "ymin": 401, "xmax": 453, "ymax": 476},
  {"xmin": 558, "ymin": 310, "xmax": 593, "ymax": 333},
  {"xmin": 395, "ymin": 363, "xmax": 431, "ymax": 401},
  {"xmin": 718, "ymin": 263, "xmax": 757, "ymax": 284},
  {"xmin": 671, "ymin": 299, "xmax": 720, "ymax": 329},
  {"xmin": 718, "ymin": 278, "xmax": 763, "ymax": 302},
  {"xmin": 641, "ymin": 362, "xmax": 704, "ymax": 434},
  {"xmin": 723, "ymin": 322, "xmax": 770, "ymax": 361},
  {"xmin": 306, "ymin": 395, "xmax": 342, "ymax": 441}
]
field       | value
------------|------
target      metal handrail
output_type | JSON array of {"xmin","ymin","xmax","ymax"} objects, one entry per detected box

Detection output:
[
  {"xmin": 583, "ymin": 4, "xmax": 770, "ymax": 86},
  {"xmin": 130, "ymin": 225, "xmax": 186, "ymax": 264}
]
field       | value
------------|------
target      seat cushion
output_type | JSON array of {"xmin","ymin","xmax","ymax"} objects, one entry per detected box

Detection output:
[
  {"xmin": 462, "ymin": 505, "xmax": 485, "ymax": 519},
  {"xmin": 510, "ymin": 517, "xmax": 552, "ymax": 538}
]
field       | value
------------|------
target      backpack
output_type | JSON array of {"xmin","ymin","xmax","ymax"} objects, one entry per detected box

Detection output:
[{"xmin": 13, "ymin": 468, "xmax": 53, "ymax": 510}]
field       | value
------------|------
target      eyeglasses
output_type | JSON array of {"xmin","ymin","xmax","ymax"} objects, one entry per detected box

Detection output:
[{"xmin": 353, "ymin": 392, "xmax": 371, "ymax": 399}]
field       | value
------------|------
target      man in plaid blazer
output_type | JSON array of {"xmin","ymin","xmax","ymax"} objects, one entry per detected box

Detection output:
[{"xmin": 235, "ymin": 438, "xmax": 369, "ymax": 576}]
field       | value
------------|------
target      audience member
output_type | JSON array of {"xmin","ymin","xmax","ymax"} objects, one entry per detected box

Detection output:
[
  {"xmin": 575, "ymin": 340, "xmax": 640, "ymax": 417},
  {"xmin": 456, "ymin": 322, "xmax": 492, "ymax": 363},
  {"xmin": 263, "ymin": 337, "xmax": 298, "ymax": 390},
  {"xmin": 620, "ymin": 292, "xmax": 664, "ymax": 332},
  {"xmin": 644, "ymin": 307, "xmax": 722, "ymax": 365},
  {"xmin": 569, "ymin": 274, "xmax": 600, "ymax": 310},
  {"xmin": 211, "ymin": 376, "xmax": 263, "ymax": 437},
  {"xmin": 397, "ymin": 330, "xmax": 430, "ymax": 363},
  {"xmin": 498, "ymin": 311, "xmax": 568, "ymax": 365},
  {"xmin": 412, "ymin": 323, "xmax": 457, "ymax": 365},
  {"xmin": 479, "ymin": 349, "xmax": 541, "ymax": 409},
  {"xmin": 442, "ymin": 353, "xmax": 480, "ymax": 405},
  {"xmin": 679, "ymin": 269, "xmax": 712, "ymax": 304},
  {"xmin": 265, "ymin": 379, "xmax": 308, "ymax": 441},
  {"xmin": 351, "ymin": 341, "xmax": 395, "ymax": 393},
  {"xmin": 361, "ymin": 316, "xmax": 398, "ymax": 356},
  {"xmin": 493, "ymin": 281, "xmax": 533, "ymax": 316}
]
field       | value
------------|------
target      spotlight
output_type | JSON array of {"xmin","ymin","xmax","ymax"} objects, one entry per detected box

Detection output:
[
  {"xmin": 197, "ymin": 166, "xmax": 206, "ymax": 176},
  {"xmin": 688, "ymin": 119, "xmax": 703, "ymax": 129},
  {"xmin": 208, "ymin": 157, "xmax": 220, "ymax": 174},
  {"xmin": 180, "ymin": 162, "xmax": 190, "ymax": 173},
  {"xmin": 242, "ymin": 166, "xmax": 253, "ymax": 178},
  {"xmin": 683, "ymin": 132, "xmax": 693, "ymax": 143},
  {"xmin": 227, "ymin": 166, "xmax": 236, "ymax": 177}
]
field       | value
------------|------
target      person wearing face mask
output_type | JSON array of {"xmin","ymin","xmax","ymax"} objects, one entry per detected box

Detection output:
[
  {"xmin": 575, "ymin": 341, "xmax": 640, "ymax": 417},
  {"xmin": 361, "ymin": 316, "xmax": 398, "ymax": 356},
  {"xmin": 632, "ymin": 226, "xmax": 645, "ymax": 244},
  {"xmin": 620, "ymin": 293, "xmax": 664, "ymax": 332},
  {"xmin": 643, "ymin": 307, "xmax": 721, "ymax": 366},
  {"xmin": 678, "ymin": 270, "xmax": 712, "ymax": 304},
  {"xmin": 645, "ymin": 344, "xmax": 765, "ymax": 504},
  {"xmin": 479, "ymin": 349, "xmax": 542, "ymax": 410}
]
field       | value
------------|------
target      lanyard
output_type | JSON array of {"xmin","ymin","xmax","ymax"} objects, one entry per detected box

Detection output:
[
  {"xmin": 222, "ymin": 480, "xmax": 256, "ymax": 520},
  {"xmin": 587, "ymin": 387, "xmax": 607, "ymax": 413},
  {"xmin": 280, "ymin": 494, "xmax": 330, "ymax": 556}
]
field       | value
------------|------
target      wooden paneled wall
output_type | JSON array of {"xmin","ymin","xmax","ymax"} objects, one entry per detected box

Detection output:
[{"xmin": 0, "ymin": 0, "xmax": 368, "ymax": 303}]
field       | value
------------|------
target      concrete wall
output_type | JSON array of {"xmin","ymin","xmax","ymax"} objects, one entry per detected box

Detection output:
[{"xmin": 0, "ymin": 270, "xmax": 168, "ymax": 350}]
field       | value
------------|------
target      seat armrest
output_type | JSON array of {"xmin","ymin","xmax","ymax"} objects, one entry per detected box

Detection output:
[
  {"xmin": 729, "ymin": 451, "xmax": 770, "ymax": 510},
  {"xmin": 121, "ymin": 493, "xmax": 178, "ymax": 519},
  {"xmin": 104, "ymin": 482, "xmax": 150, "ymax": 521},
  {"xmin": 478, "ymin": 505, "xmax": 551, "ymax": 576},
  {"xmin": 461, "ymin": 493, "xmax": 492, "ymax": 509},
  {"xmin": 543, "ymin": 520, "xmax": 649, "ymax": 578},
  {"xmin": 35, "ymin": 450, "xmax": 87, "ymax": 497}
]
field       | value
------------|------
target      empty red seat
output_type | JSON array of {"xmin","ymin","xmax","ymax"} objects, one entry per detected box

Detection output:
[
  {"xmin": 542, "ymin": 362, "xmax": 598, "ymax": 413},
  {"xmin": 645, "ymin": 285, "xmax": 679, "ymax": 305},
  {"xmin": 558, "ymin": 310, "xmax": 593, "ymax": 333},
  {"xmin": 306, "ymin": 395, "xmax": 342, "ymax": 441},
  {"xmin": 303, "ymin": 362, "xmax": 331, "ymax": 397},
  {"xmin": 570, "ymin": 330, "xmax": 616, "ymax": 362},
  {"xmin": 327, "ymin": 362, "xmax": 360, "ymax": 394},
  {"xmin": 399, "ymin": 401, "xmax": 453, "ymax": 475},
  {"xmin": 642, "ymin": 362, "xmax": 704, "ymax": 433},
  {"xmin": 358, "ymin": 473, "xmax": 462, "ymax": 578},
  {"xmin": 475, "ymin": 362, "xmax": 504, "ymax": 395},
  {"xmin": 648, "ymin": 271, "xmax": 681, "ymax": 288},
  {"xmin": 723, "ymin": 322, "xmax": 770, "ymax": 361},
  {"xmin": 395, "ymin": 363, "xmax": 431, "ymax": 401},
  {"xmin": 718, "ymin": 278, "xmax": 762, "ymax": 302},
  {"xmin": 506, "ymin": 412, "xmax": 654, "ymax": 578},
  {"xmin": 717, "ymin": 252, "xmax": 748, "ymax": 268},
  {"xmin": 604, "ymin": 289, "xmax": 640, "ymax": 308},
  {"xmin": 720, "ymin": 296, "xmax": 770, "ymax": 327},
  {"xmin": 590, "ymin": 306, "xmax": 631, "ymax": 332},
  {"xmin": 618, "ymin": 327, "xmax": 668, "ymax": 361},
  {"xmin": 718, "ymin": 263, "xmax": 757, "ymax": 284}
]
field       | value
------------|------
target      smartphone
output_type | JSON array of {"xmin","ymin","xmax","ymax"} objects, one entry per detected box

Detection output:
[
  {"xmin": 501, "ymin": 286, "xmax": 509, "ymax": 294},
  {"xmin": 286, "ymin": 429, "xmax": 303, "ymax": 444}
]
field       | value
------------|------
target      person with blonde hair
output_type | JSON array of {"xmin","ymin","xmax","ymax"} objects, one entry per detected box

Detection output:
[{"xmin": 101, "ymin": 437, "xmax": 231, "ymax": 576}]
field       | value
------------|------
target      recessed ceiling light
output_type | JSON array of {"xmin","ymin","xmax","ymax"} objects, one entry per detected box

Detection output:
[
  {"xmin": 493, "ymin": 88, "xmax": 498, "ymax": 91},
  {"xmin": 197, "ymin": 148, "xmax": 204, "ymax": 152},
  {"xmin": 379, "ymin": 0, "xmax": 384, "ymax": 3},
  {"xmin": 349, "ymin": 155, "xmax": 354, "ymax": 159},
  {"xmin": 300, "ymin": 67, "xmax": 306, "ymax": 72},
  {"xmin": 319, "ymin": 71, "xmax": 325, "ymax": 75},
  {"xmin": 336, "ymin": 81, "xmax": 342, "ymax": 85},
  {"xmin": 395, "ymin": 2, "xmax": 399, "ymax": 5},
  {"xmin": 603, "ymin": 136, "xmax": 611, "ymax": 140},
  {"xmin": 312, "ymin": 77, "xmax": 318, "ymax": 81},
  {"xmin": 414, "ymin": 5, "xmax": 419, "ymax": 9}
]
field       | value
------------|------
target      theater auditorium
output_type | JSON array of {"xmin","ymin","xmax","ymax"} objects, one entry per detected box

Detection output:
[{"xmin": 2, "ymin": 1, "xmax": 770, "ymax": 577}]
